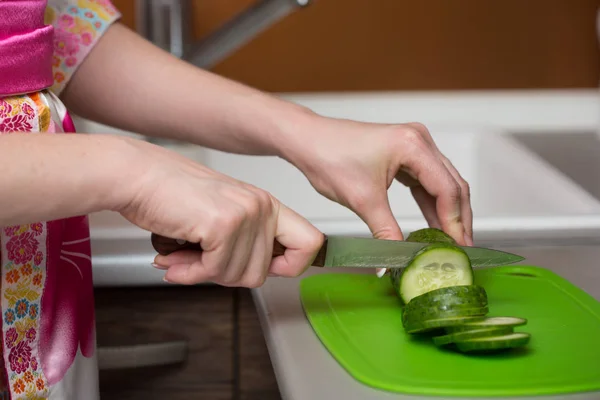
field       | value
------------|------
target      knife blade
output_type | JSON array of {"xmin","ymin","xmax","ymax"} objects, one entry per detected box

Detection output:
[{"xmin": 150, "ymin": 233, "xmax": 525, "ymax": 269}]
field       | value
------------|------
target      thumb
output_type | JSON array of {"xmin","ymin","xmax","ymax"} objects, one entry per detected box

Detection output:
[
  {"xmin": 268, "ymin": 203, "xmax": 325, "ymax": 278},
  {"xmin": 354, "ymin": 193, "xmax": 404, "ymax": 241},
  {"xmin": 353, "ymin": 192, "xmax": 403, "ymax": 278}
]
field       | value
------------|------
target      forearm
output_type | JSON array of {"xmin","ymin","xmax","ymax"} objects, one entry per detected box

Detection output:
[
  {"xmin": 61, "ymin": 23, "xmax": 315, "ymax": 158},
  {"xmin": 0, "ymin": 133, "xmax": 134, "ymax": 226}
]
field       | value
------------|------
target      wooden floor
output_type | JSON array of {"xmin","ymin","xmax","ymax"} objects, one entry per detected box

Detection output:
[{"xmin": 94, "ymin": 286, "xmax": 281, "ymax": 400}]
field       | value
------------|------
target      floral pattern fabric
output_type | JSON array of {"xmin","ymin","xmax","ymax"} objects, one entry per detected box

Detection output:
[
  {"xmin": 0, "ymin": 1, "xmax": 121, "ymax": 399},
  {"xmin": 46, "ymin": 0, "xmax": 121, "ymax": 95},
  {"xmin": 2, "ymin": 221, "xmax": 49, "ymax": 399}
]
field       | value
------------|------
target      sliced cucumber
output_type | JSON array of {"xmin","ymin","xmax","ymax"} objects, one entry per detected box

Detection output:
[
  {"xmin": 433, "ymin": 327, "xmax": 514, "ymax": 347},
  {"xmin": 405, "ymin": 285, "xmax": 487, "ymax": 309},
  {"xmin": 446, "ymin": 317, "xmax": 527, "ymax": 333},
  {"xmin": 393, "ymin": 227, "xmax": 532, "ymax": 351},
  {"xmin": 404, "ymin": 316, "xmax": 484, "ymax": 334},
  {"xmin": 403, "ymin": 306, "xmax": 489, "ymax": 327},
  {"xmin": 406, "ymin": 228, "xmax": 456, "ymax": 244},
  {"xmin": 397, "ymin": 243, "xmax": 474, "ymax": 304},
  {"xmin": 404, "ymin": 301, "xmax": 488, "ymax": 320},
  {"xmin": 454, "ymin": 332, "xmax": 531, "ymax": 352}
]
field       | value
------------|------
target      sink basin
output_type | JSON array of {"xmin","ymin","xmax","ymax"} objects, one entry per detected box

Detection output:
[{"xmin": 512, "ymin": 131, "xmax": 600, "ymax": 203}]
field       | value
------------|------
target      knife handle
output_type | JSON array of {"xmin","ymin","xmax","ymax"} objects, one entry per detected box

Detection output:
[{"xmin": 150, "ymin": 233, "xmax": 328, "ymax": 267}]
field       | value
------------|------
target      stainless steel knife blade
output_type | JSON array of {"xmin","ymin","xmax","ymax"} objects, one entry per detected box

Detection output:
[{"xmin": 322, "ymin": 236, "xmax": 524, "ymax": 268}]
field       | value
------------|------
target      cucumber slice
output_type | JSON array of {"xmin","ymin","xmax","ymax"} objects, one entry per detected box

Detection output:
[
  {"xmin": 454, "ymin": 332, "xmax": 531, "ymax": 352},
  {"xmin": 433, "ymin": 327, "xmax": 514, "ymax": 346},
  {"xmin": 397, "ymin": 243, "xmax": 474, "ymax": 303},
  {"xmin": 404, "ymin": 301, "xmax": 488, "ymax": 320},
  {"xmin": 406, "ymin": 228, "xmax": 456, "ymax": 244},
  {"xmin": 404, "ymin": 316, "xmax": 484, "ymax": 334},
  {"xmin": 446, "ymin": 316, "xmax": 527, "ymax": 333},
  {"xmin": 403, "ymin": 306, "xmax": 489, "ymax": 327},
  {"xmin": 405, "ymin": 285, "xmax": 488, "ymax": 309},
  {"xmin": 403, "ymin": 304, "xmax": 488, "ymax": 323}
]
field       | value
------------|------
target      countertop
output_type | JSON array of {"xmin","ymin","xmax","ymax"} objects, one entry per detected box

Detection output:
[{"xmin": 252, "ymin": 242, "xmax": 600, "ymax": 400}]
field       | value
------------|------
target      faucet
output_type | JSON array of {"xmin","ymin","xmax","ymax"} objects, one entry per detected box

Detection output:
[
  {"xmin": 133, "ymin": 0, "xmax": 311, "ymax": 145},
  {"xmin": 136, "ymin": 0, "xmax": 311, "ymax": 68}
]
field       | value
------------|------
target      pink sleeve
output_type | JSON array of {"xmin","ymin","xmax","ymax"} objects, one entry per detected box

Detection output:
[{"xmin": 46, "ymin": 0, "xmax": 121, "ymax": 95}]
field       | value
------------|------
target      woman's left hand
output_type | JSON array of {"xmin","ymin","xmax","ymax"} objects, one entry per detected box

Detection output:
[{"xmin": 282, "ymin": 115, "xmax": 473, "ymax": 247}]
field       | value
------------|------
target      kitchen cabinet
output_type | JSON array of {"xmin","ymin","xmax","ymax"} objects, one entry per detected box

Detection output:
[
  {"xmin": 110, "ymin": 0, "xmax": 600, "ymax": 91},
  {"xmin": 94, "ymin": 286, "xmax": 280, "ymax": 400}
]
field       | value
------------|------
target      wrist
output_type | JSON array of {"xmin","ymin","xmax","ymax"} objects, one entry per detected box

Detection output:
[
  {"xmin": 271, "ymin": 104, "xmax": 330, "ymax": 170},
  {"xmin": 266, "ymin": 99, "xmax": 322, "ymax": 162},
  {"xmin": 90, "ymin": 134, "xmax": 149, "ymax": 213}
]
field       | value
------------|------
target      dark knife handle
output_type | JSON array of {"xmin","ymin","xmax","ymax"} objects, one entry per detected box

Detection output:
[{"xmin": 150, "ymin": 233, "xmax": 328, "ymax": 267}]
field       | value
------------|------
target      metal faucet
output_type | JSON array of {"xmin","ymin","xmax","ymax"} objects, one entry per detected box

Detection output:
[
  {"xmin": 136, "ymin": 0, "xmax": 311, "ymax": 69},
  {"xmin": 133, "ymin": 0, "xmax": 311, "ymax": 144}
]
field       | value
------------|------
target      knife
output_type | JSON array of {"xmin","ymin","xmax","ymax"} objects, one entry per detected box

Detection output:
[{"xmin": 150, "ymin": 233, "xmax": 525, "ymax": 269}]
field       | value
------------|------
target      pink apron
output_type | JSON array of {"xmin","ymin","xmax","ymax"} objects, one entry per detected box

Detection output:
[{"xmin": 0, "ymin": 1, "xmax": 120, "ymax": 398}]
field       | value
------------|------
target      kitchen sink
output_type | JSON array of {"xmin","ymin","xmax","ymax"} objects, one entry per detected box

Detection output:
[{"xmin": 511, "ymin": 130, "xmax": 600, "ymax": 202}]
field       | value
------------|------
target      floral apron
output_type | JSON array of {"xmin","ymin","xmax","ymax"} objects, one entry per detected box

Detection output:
[{"xmin": 0, "ymin": 1, "xmax": 120, "ymax": 398}]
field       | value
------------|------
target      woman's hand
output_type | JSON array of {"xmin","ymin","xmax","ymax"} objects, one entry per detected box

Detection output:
[
  {"xmin": 64, "ymin": 23, "xmax": 472, "ymax": 249},
  {"xmin": 282, "ymin": 116, "xmax": 473, "ymax": 247},
  {"xmin": 118, "ymin": 140, "xmax": 324, "ymax": 287}
]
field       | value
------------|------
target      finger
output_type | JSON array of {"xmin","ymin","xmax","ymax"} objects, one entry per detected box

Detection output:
[
  {"xmin": 235, "ymin": 187, "xmax": 278, "ymax": 286},
  {"xmin": 357, "ymin": 194, "xmax": 403, "ymax": 278},
  {"xmin": 154, "ymin": 249, "xmax": 203, "ymax": 267},
  {"xmin": 410, "ymin": 186, "xmax": 441, "ymax": 229},
  {"xmin": 402, "ymin": 146, "xmax": 465, "ymax": 245},
  {"xmin": 268, "ymin": 204, "xmax": 324, "ymax": 278},
  {"xmin": 397, "ymin": 123, "xmax": 469, "ymax": 245},
  {"xmin": 237, "ymin": 228, "xmax": 274, "ymax": 288},
  {"xmin": 439, "ymin": 156, "xmax": 473, "ymax": 245},
  {"xmin": 347, "ymin": 183, "xmax": 404, "ymax": 241},
  {"xmin": 163, "ymin": 230, "xmax": 237, "ymax": 285},
  {"xmin": 218, "ymin": 220, "xmax": 256, "ymax": 286},
  {"xmin": 344, "ymin": 187, "xmax": 404, "ymax": 278}
]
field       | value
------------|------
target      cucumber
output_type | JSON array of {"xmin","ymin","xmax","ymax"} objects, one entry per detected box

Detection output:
[
  {"xmin": 396, "ymin": 243, "xmax": 474, "ymax": 304},
  {"xmin": 404, "ymin": 316, "xmax": 484, "ymax": 334},
  {"xmin": 393, "ymin": 227, "xmax": 532, "ymax": 353},
  {"xmin": 432, "ymin": 327, "xmax": 514, "ymax": 346},
  {"xmin": 454, "ymin": 332, "xmax": 531, "ymax": 352},
  {"xmin": 403, "ymin": 306, "xmax": 489, "ymax": 327},
  {"xmin": 406, "ymin": 228, "xmax": 456, "ymax": 244},
  {"xmin": 445, "ymin": 317, "xmax": 527, "ymax": 333},
  {"xmin": 404, "ymin": 300, "xmax": 488, "ymax": 320},
  {"xmin": 405, "ymin": 285, "xmax": 488, "ymax": 309}
]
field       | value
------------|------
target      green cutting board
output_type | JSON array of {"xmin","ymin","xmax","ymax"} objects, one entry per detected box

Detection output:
[{"xmin": 299, "ymin": 265, "xmax": 600, "ymax": 397}]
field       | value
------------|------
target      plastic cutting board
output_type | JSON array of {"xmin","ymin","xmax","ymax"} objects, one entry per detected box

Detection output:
[{"xmin": 299, "ymin": 265, "xmax": 600, "ymax": 397}]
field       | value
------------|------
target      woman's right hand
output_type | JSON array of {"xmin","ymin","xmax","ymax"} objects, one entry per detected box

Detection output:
[{"xmin": 117, "ymin": 139, "xmax": 324, "ymax": 288}]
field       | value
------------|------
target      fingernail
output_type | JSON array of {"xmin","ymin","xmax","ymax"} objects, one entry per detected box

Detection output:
[
  {"xmin": 152, "ymin": 263, "xmax": 168, "ymax": 270},
  {"xmin": 162, "ymin": 276, "xmax": 173, "ymax": 284}
]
